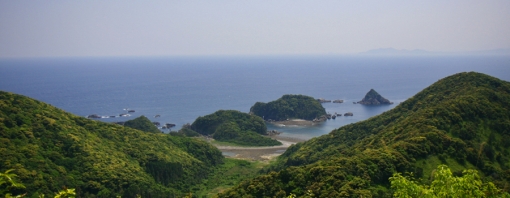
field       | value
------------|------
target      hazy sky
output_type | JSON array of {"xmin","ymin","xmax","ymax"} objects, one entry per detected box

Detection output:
[{"xmin": 1, "ymin": 1, "xmax": 509, "ymax": 58}]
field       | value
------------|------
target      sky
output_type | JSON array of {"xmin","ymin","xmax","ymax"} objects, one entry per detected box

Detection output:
[{"xmin": 0, "ymin": 1, "xmax": 509, "ymax": 58}]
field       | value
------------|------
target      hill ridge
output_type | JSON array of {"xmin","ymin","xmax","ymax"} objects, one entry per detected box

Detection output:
[
  {"xmin": 0, "ymin": 91, "xmax": 223, "ymax": 197},
  {"xmin": 219, "ymin": 72, "xmax": 510, "ymax": 197}
]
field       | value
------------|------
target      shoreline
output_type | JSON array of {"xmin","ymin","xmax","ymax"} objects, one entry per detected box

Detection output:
[
  {"xmin": 215, "ymin": 135, "xmax": 306, "ymax": 161},
  {"xmin": 268, "ymin": 119, "xmax": 320, "ymax": 127}
]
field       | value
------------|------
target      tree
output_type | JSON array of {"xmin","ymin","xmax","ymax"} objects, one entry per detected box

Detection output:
[
  {"xmin": 389, "ymin": 165, "xmax": 508, "ymax": 198},
  {"xmin": 0, "ymin": 169, "xmax": 25, "ymax": 198},
  {"xmin": 1, "ymin": 169, "xmax": 76, "ymax": 198}
]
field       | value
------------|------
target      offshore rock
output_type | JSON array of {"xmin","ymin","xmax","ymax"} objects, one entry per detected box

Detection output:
[
  {"xmin": 317, "ymin": 98, "xmax": 331, "ymax": 103},
  {"xmin": 333, "ymin": 99, "xmax": 344, "ymax": 103},
  {"xmin": 87, "ymin": 114, "xmax": 101, "ymax": 119},
  {"xmin": 357, "ymin": 89, "xmax": 393, "ymax": 105}
]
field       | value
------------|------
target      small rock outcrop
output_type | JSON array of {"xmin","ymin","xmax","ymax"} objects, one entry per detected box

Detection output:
[
  {"xmin": 333, "ymin": 100, "xmax": 344, "ymax": 103},
  {"xmin": 357, "ymin": 89, "xmax": 393, "ymax": 105},
  {"xmin": 87, "ymin": 114, "xmax": 101, "ymax": 119},
  {"xmin": 344, "ymin": 112, "xmax": 353, "ymax": 116},
  {"xmin": 317, "ymin": 98, "xmax": 331, "ymax": 103}
]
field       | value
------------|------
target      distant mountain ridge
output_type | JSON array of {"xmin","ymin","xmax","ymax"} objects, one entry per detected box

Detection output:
[
  {"xmin": 361, "ymin": 47, "xmax": 434, "ymax": 55},
  {"xmin": 360, "ymin": 47, "xmax": 510, "ymax": 56},
  {"xmin": 219, "ymin": 72, "xmax": 510, "ymax": 197}
]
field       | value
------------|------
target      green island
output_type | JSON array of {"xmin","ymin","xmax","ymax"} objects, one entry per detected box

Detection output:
[
  {"xmin": 250, "ymin": 94, "xmax": 327, "ymax": 121},
  {"xmin": 191, "ymin": 110, "xmax": 281, "ymax": 146},
  {"xmin": 2, "ymin": 72, "xmax": 510, "ymax": 197}
]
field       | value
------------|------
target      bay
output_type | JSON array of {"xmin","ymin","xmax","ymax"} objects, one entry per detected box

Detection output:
[{"xmin": 1, "ymin": 55, "xmax": 509, "ymax": 140}]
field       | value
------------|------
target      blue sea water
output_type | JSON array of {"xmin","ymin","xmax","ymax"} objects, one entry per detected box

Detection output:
[{"xmin": 1, "ymin": 55, "xmax": 509, "ymax": 140}]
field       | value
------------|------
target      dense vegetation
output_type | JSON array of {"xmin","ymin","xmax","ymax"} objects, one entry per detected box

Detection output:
[
  {"xmin": 1, "ymin": 169, "xmax": 77, "ymax": 198},
  {"xmin": 219, "ymin": 72, "xmax": 510, "ymax": 197},
  {"xmin": 193, "ymin": 158, "xmax": 265, "ymax": 197},
  {"xmin": 0, "ymin": 91, "xmax": 224, "ymax": 197},
  {"xmin": 390, "ymin": 165, "xmax": 508, "ymax": 197},
  {"xmin": 123, "ymin": 115, "xmax": 160, "ymax": 133},
  {"xmin": 191, "ymin": 110, "xmax": 281, "ymax": 146},
  {"xmin": 174, "ymin": 128, "xmax": 201, "ymax": 137},
  {"xmin": 250, "ymin": 94, "xmax": 326, "ymax": 121}
]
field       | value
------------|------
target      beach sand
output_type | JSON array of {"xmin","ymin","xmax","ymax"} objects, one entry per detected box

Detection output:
[
  {"xmin": 215, "ymin": 135, "xmax": 306, "ymax": 161},
  {"xmin": 268, "ymin": 119, "xmax": 320, "ymax": 127}
]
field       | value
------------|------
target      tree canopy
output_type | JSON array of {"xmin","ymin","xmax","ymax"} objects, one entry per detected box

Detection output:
[
  {"xmin": 0, "ymin": 91, "xmax": 223, "ymax": 197},
  {"xmin": 390, "ymin": 165, "xmax": 508, "ymax": 197}
]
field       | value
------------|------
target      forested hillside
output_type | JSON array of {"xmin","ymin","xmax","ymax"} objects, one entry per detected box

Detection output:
[
  {"xmin": 220, "ymin": 72, "xmax": 510, "ymax": 197},
  {"xmin": 250, "ymin": 94, "xmax": 326, "ymax": 121},
  {"xmin": 0, "ymin": 91, "xmax": 223, "ymax": 197},
  {"xmin": 191, "ymin": 110, "xmax": 281, "ymax": 146}
]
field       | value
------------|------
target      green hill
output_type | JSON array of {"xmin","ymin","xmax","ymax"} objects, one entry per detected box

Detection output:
[
  {"xmin": 250, "ymin": 94, "xmax": 326, "ymax": 121},
  {"xmin": 0, "ymin": 91, "xmax": 223, "ymax": 197},
  {"xmin": 123, "ymin": 115, "xmax": 161, "ymax": 133},
  {"xmin": 191, "ymin": 110, "xmax": 281, "ymax": 146},
  {"xmin": 219, "ymin": 72, "xmax": 510, "ymax": 197}
]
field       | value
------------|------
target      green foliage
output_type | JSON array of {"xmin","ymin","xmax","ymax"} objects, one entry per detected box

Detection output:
[
  {"xmin": 390, "ymin": 165, "xmax": 508, "ymax": 197},
  {"xmin": 1, "ymin": 169, "xmax": 76, "ymax": 198},
  {"xmin": 193, "ymin": 158, "xmax": 265, "ymax": 197},
  {"xmin": 191, "ymin": 110, "xmax": 280, "ymax": 146},
  {"xmin": 123, "ymin": 115, "xmax": 160, "ymax": 133},
  {"xmin": 177, "ymin": 128, "xmax": 201, "ymax": 137},
  {"xmin": 219, "ymin": 72, "xmax": 510, "ymax": 197},
  {"xmin": 250, "ymin": 94, "xmax": 326, "ymax": 121},
  {"xmin": 0, "ymin": 91, "xmax": 224, "ymax": 197},
  {"xmin": 213, "ymin": 122, "xmax": 281, "ymax": 146},
  {"xmin": 1, "ymin": 169, "xmax": 26, "ymax": 198},
  {"xmin": 52, "ymin": 188, "xmax": 76, "ymax": 198}
]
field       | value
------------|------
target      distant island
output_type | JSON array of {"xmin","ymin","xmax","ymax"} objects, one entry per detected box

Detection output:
[
  {"xmin": 250, "ymin": 94, "xmax": 327, "ymax": 122},
  {"xmin": 357, "ymin": 89, "xmax": 393, "ymax": 105},
  {"xmin": 360, "ymin": 47, "xmax": 510, "ymax": 56},
  {"xmin": 360, "ymin": 48, "xmax": 434, "ymax": 56}
]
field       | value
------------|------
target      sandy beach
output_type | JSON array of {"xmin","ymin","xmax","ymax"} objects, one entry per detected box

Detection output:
[
  {"xmin": 215, "ymin": 135, "xmax": 306, "ymax": 161},
  {"xmin": 268, "ymin": 119, "xmax": 320, "ymax": 127}
]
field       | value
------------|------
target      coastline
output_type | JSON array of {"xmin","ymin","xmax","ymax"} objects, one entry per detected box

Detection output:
[
  {"xmin": 268, "ymin": 119, "xmax": 319, "ymax": 127},
  {"xmin": 215, "ymin": 135, "xmax": 306, "ymax": 161}
]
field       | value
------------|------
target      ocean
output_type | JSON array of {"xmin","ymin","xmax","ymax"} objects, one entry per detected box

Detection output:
[{"xmin": 1, "ymin": 55, "xmax": 509, "ymax": 140}]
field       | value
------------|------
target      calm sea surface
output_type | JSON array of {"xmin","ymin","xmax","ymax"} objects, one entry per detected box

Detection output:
[{"xmin": 1, "ymin": 55, "xmax": 509, "ymax": 140}]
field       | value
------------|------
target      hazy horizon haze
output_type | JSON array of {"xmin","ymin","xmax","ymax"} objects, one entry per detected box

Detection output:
[{"xmin": 1, "ymin": 1, "xmax": 509, "ymax": 58}]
